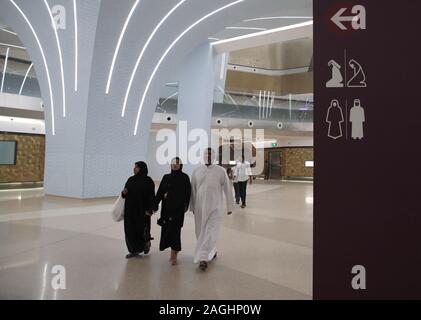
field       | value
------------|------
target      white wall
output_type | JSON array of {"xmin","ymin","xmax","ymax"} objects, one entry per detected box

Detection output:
[
  {"xmin": 147, "ymin": 130, "xmax": 173, "ymax": 181},
  {"xmin": 0, "ymin": 93, "xmax": 43, "ymax": 111},
  {"xmin": 0, "ymin": 115, "xmax": 45, "ymax": 134}
]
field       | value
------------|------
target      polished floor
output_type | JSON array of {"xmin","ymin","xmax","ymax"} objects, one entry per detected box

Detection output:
[{"xmin": 0, "ymin": 181, "xmax": 313, "ymax": 300}]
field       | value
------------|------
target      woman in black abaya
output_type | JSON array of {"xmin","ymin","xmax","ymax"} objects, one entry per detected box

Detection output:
[
  {"xmin": 121, "ymin": 161, "xmax": 155, "ymax": 259},
  {"xmin": 154, "ymin": 157, "xmax": 191, "ymax": 265}
]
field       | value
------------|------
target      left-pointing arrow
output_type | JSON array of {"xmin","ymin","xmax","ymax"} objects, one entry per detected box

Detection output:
[{"xmin": 331, "ymin": 8, "xmax": 357, "ymax": 30}]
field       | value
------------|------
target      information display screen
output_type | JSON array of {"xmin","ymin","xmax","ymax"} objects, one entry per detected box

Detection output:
[{"xmin": 0, "ymin": 141, "xmax": 17, "ymax": 165}]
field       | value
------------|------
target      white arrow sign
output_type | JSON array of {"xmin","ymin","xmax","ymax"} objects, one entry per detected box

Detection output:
[{"xmin": 331, "ymin": 5, "xmax": 366, "ymax": 31}]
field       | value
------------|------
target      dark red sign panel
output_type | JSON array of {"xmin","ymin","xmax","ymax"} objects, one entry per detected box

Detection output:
[{"xmin": 314, "ymin": 0, "xmax": 421, "ymax": 299}]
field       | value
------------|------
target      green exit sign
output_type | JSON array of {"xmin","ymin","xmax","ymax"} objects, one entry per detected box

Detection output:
[{"xmin": 271, "ymin": 142, "xmax": 277, "ymax": 147}]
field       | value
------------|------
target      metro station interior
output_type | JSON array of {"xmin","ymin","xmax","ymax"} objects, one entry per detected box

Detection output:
[{"xmin": 0, "ymin": 0, "xmax": 313, "ymax": 299}]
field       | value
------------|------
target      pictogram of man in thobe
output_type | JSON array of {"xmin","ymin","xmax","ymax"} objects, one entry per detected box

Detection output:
[{"xmin": 350, "ymin": 99, "xmax": 365, "ymax": 139}]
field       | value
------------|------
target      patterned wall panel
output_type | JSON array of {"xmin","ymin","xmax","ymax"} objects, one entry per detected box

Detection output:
[
  {"xmin": 225, "ymin": 70, "xmax": 313, "ymax": 95},
  {"xmin": 0, "ymin": 133, "xmax": 45, "ymax": 183},
  {"xmin": 281, "ymin": 147, "xmax": 313, "ymax": 178}
]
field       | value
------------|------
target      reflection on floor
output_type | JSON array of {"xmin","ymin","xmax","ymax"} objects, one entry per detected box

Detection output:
[{"xmin": 0, "ymin": 181, "xmax": 313, "ymax": 300}]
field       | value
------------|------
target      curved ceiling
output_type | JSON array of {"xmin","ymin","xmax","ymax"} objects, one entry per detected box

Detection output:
[{"xmin": 0, "ymin": 0, "xmax": 313, "ymax": 137}]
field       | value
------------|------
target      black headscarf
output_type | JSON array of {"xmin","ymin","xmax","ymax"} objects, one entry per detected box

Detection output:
[
  {"xmin": 171, "ymin": 157, "xmax": 183, "ymax": 174},
  {"xmin": 135, "ymin": 161, "xmax": 148, "ymax": 176}
]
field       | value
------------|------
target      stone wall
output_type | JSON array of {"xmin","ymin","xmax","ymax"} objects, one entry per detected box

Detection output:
[
  {"xmin": 0, "ymin": 133, "xmax": 45, "ymax": 183},
  {"xmin": 281, "ymin": 147, "xmax": 313, "ymax": 178}
]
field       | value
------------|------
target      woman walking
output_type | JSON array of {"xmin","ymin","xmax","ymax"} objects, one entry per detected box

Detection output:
[
  {"xmin": 121, "ymin": 161, "xmax": 155, "ymax": 258},
  {"xmin": 154, "ymin": 157, "xmax": 191, "ymax": 265}
]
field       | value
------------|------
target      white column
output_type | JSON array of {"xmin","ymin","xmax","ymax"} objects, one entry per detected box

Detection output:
[
  {"xmin": 213, "ymin": 51, "xmax": 229, "ymax": 103},
  {"xmin": 176, "ymin": 43, "xmax": 217, "ymax": 175}
]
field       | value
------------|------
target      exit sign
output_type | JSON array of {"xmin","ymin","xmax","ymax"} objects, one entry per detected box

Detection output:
[{"xmin": 271, "ymin": 142, "xmax": 277, "ymax": 147}]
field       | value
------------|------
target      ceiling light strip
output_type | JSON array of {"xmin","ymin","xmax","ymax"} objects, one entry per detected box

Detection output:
[
  {"xmin": 73, "ymin": 0, "xmax": 78, "ymax": 92},
  {"xmin": 225, "ymin": 26, "xmax": 267, "ymax": 31},
  {"xmin": 211, "ymin": 20, "xmax": 313, "ymax": 46},
  {"xmin": 10, "ymin": 0, "xmax": 55, "ymax": 135},
  {"xmin": 44, "ymin": 0, "xmax": 66, "ymax": 117},
  {"xmin": 105, "ymin": 0, "xmax": 140, "ymax": 94},
  {"xmin": 266, "ymin": 91, "xmax": 271, "ymax": 119},
  {"xmin": 18, "ymin": 62, "xmax": 33, "ymax": 95},
  {"xmin": 133, "ymin": 0, "xmax": 244, "ymax": 135},
  {"xmin": 270, "ymin": 92, "xmax": 274, "ymax": 117},
  {"xmin": 244, "ymin": 16, "xmax": 313, "ymax": 22},
  {"xmin": 1, "ymin": 47, "xmax": 10, "ymax": 93},
  {"xmin": 121, "ymin": 0, "xmax": 186, "ymax": 117},
  {"xmin": 0, "ymin": 28, "xmax": 17, "ymax": 35},
  {"xmin": 160, "ymin": 91, "xmax": 178, "ymax": 107},
  {"xmin": 219, "ymin": 52, "xmax": 226, "ymax": 80},
  {"xmin": 0, "ymin": 42, "xmax": 25, "ymax": 50}
]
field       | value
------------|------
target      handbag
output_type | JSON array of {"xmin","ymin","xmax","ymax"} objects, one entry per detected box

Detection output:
[
  {"xmin": 111, "ymin": 195, "xmax": 125, "ymax": 222},
  {"xmin": 157, "ymin": 217, "xmax": 166, "ymax": 227},
  {"xmin": 157, "ymin": 178, "xmax": 172, "ymax": 227}
]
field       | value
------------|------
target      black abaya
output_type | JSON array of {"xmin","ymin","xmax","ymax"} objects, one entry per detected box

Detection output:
[
  {"xmin": 154, "ymin": 170, "xmax": 191, "ymax": 252},
  {"xmin": 122, "ymin": 173, "xmax": 155, "ymax": 254}
]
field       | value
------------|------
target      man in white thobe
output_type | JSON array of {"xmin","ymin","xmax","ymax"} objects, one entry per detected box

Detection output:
[
  {"xmin": 190, "ymin": 148, "xmax": 234, "ymax": 271},
  {"xmin": 234, "ymin": 156, "xmax": 253, "ymax": 208}
]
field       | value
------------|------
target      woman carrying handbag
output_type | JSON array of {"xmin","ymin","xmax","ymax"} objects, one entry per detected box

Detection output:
[
  {"xmin": 121, "ymin": 161, "xmax": 155, "ymax": 259},
  {"xmin": 154, "ymin": 157, "xmax": 191, "ymax": 265}
]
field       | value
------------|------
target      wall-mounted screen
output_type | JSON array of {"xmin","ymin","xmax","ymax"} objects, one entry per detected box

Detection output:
[
  {"xmin": 305, "ymin": 160, "xmax": 314, "ymax": 168},
  {"xmin": 0, "ymin": 141, "xmax": 17, "ymax": 165}
]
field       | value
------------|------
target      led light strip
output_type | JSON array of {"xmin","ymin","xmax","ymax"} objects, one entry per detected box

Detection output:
[
  {"xmin": 18, "ymin": 62, "xmax": 33, "ymax": 95},
  {"xmin": 1, "ymin": 47, "xmax": 10, "ymax": 93},
  {"xmin": 105, "ymin": 0, "xmax": 140, "ymax": 94},
  {"xmin": 121, "ymin": 0, "xmax": 187, "ymax": 117},
  {"xmin": 225, "ymin": 26, "xmax": 267, "ymax": 31},
  {"xmin": 0, "ymin": 28, "xmax": 17, "ymax": 35},
  {"xmin": 0, "ymin": 42, "xmax": 25, "ymax": 50},
  {"xmin": 211, "ymin": 20, "xmax": 313, "ymax": 46},
  {"xmin": 266, "ymin": 91, "xmax": 271, "ymax": 119},
  {"xmin": 219, "ymin": 52, "xmax": 226, "ymax": 80},
  {"xmin": 73, "ymin": 0, "xmax": 78, "ymax": 92},
  {"xmin": 133, "ymin": 0, "xmax": 244, "ymax": 135},
  {"xmin": 244, "ymin": 16, "xmax": 313, "ymax": 22},
  {"xmin": 44, "ymin": 0, "xmax": 66, "ymax": 117},
  {"xmin": 262, "ymin": 90, "xmax": 266, "ymax": 119},
  {"xmin": 160, "ymin": 92, "xmax": 178, "ymax": 107},
  {"xmin": 217, "ymin": 85, "xmax": 237, "ymax": 106},
  {"xmin": 269, "ymin": 92, "xmax": 274, "ymax": 117},
  {"xmin": 10, "ymin": 0, "xmax": 55, "ymax": 135}
]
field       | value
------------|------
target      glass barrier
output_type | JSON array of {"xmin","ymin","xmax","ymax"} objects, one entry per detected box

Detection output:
[
  {"xmin": 156, "ymin": 84, "xmax": 313, "ymax": 124},
  {"xmin": 0, "ymin": 52, "xmax": 41, "ymax": 98}
]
